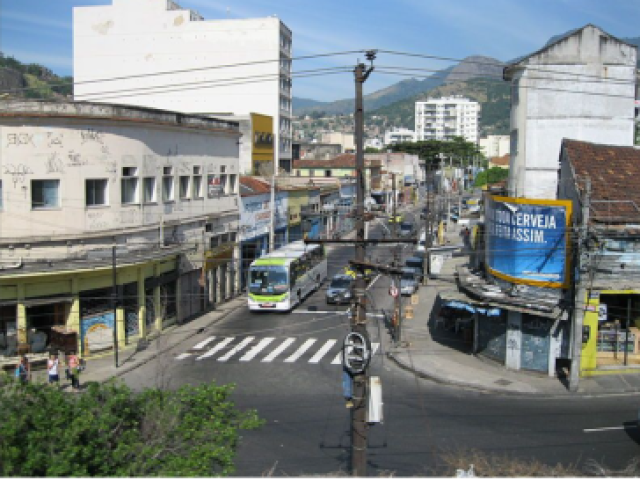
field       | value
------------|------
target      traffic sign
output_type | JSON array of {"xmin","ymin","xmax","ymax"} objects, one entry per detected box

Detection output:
[{"xmin": 389, "ymin": 286, "xmax": 399, "ymax": 298}]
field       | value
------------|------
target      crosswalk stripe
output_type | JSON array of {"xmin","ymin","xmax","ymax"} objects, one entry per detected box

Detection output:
[
  {"xmin": 331, "ymin": 349, "xmax": 343, "ymax": 365},
  {"xmin": 240, "ymin": 337, "xmax": 275, "ymax": 361},
  {"xmin": 309, "ymin": 339, "xmax": 337, "ymax": 363},
  {"xmin": 218, "ymin": 337, "xmax": 255, "ymax": 362},
  {"xmin": 176, "ymin": 353, "xmax": 191, "ymax": 360},
  {"xmin": 191, "ymin": 336, "xmax": 216, "ymax": 350},
  {"xmin": 196, "ymin": 337, "xmax": 234, "ymax": 360},
  {"xmin": 371, "ymin": 342, "xmax": 380, "ymax": 357},
  {"xmin": 284, "ymin": 338, "xmax": 317, "ymax": 363},
  {"xmin": 262, "ymin": 338, "xmax": 296, "ymax": 362}
]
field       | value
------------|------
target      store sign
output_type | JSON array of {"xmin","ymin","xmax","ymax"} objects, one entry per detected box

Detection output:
[
  {"xmin": 207, "ymin": 175, "xmax": 223, "ymax": 199},
  {"xmin": 485, "ymin": 195, "xmax": 572, "ymax": 288}
]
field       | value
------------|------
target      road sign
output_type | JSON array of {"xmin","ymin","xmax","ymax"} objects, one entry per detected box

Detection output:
[{"xmin": 389, "ymin": 286, "xmax": 399, "ymax": 298}]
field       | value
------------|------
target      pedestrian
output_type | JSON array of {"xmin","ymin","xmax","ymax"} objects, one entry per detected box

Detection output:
[
  {"xmin": 15, "ymin": 355, "xmax": 30, "ymax": 384},
  {"xmin": 47, "ymin": 353, "xmax": 60, "ymax": 386},
  {"xmin": 67, "ymin": 351, "xmax": 81, "ymax": 391}
]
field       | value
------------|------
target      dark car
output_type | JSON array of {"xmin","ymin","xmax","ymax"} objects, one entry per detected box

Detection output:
[
  {"xmin": 325, "ymin": 274, "xmax": 354, "ymax": 305},
  {"xmin": 400, "ymin": 221, "xmax": 414, "ymax": 237},
  {"xmin": 405, "ymin": 256, "xmax": 424, "ymax": 281}
]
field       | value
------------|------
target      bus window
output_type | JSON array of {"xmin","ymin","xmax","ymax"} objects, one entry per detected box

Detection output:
[{"xmin": 249, "ymin": 266, "xmax": 288, "ymax": 294}]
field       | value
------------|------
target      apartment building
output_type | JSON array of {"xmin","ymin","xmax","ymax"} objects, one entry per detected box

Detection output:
[
  {"xmin": 479, "ymin": 135, "xmax": 510, "ymax": 158},
  {"xmin": 0, "ymin": 100, "xmax": 240, "ymax": 359},
  {"xmin": 384, "ymin": 128, "xmax": 415, "ymax": 146},
  {"xmin": 415, "ymin": 96, "xmax": 479, "ymax": 143},
  {"xmin": 73, "ymin": 0, "xmax": 293, "ymax": 172}
]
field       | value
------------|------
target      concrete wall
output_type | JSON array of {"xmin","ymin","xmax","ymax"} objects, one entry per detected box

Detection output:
[
  {"xmin": 507, "ymin": 26, "xmax": 637, "ymax": 198},
  {"xmin": 73, "ymin": 0, "xmax": 292, "ymax": 167}
]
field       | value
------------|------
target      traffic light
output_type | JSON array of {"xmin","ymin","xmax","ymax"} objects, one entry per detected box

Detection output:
[{"xmin": 343, "ymin": 332, "xmax": 371, "ymax": 374}]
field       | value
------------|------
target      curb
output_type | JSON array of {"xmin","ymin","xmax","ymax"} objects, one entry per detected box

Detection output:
[{"xmin": 103, "ymin": 298, "xmax": 247, "ymax": 381}]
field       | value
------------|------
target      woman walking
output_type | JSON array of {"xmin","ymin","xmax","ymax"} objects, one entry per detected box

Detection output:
[
  {"xmin": 67, "ymin": 351, "xmax": 81, "ymax": 391},
  {"xmin": 15, "ymin": 356, "xmax": 30, "ymax": 384},
  {"xmin": 47, "ymin": 353, "xmax": 60, "ymax": 387}
]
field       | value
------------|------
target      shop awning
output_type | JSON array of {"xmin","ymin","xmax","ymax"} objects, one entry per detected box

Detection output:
[
  {"xmin": 438, "ymin": 290, "xmax": 560, "ymax": 319},
  {"xmin": 442, "ymin": 299, "xmax": 501, "ymax": 317}
]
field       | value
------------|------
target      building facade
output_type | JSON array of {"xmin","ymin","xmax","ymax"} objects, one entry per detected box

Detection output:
[
  {"xmin": 384, "ymin": 128, "xmax": 415, "ymax": 146},
  {"xmin": 226, "ymin": 113, "xmax": 274, "ymax": 175},
  {"xmin": 321, "ymin": 132, "xmax": 355, "ymax": 152},
  {"xmin": 73, "ymin": 0, "xmax": 293, "ymax": 172},
  {"xmin": 415, "ymin": 96, "xmax": 479, "ymax": 143},
  {"xmin": 0, "ymin": 100, "xmax": 240, "ymax": 359},
  {"xmin": 479, "ymin": 135, "xmax": 510, "ymax": 158},
  {"xmin": 504, "ymin": 24, "xmax": 637, "ymax": 199}
]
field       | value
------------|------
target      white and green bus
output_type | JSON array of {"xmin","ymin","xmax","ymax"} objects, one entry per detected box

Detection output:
[{"xmin": 248, "ymin": 241, "xmax": 327, "ymax": 311}]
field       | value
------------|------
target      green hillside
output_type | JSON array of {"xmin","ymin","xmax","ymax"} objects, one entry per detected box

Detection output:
[
  {"xmin": 367, "ymin": 77, "xmax": 510, "ymax": 136},
  {"xmin": 0, "ymin": 53, "xmax": 72, "ymax": 99}
]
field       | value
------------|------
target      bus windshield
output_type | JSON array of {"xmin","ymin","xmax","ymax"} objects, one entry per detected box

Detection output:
[{"xmin": 249, "ymin": 266, "xmax": 289, "ymax": 295}]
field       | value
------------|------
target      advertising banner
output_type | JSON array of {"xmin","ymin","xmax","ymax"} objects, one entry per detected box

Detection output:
[{"xmin": 485, "ymin": 195, "xmax": 572, "ymax": 288}]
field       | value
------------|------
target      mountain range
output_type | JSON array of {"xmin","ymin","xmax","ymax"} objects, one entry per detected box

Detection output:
[{"xmin": 293, "ymin": 33, "xmax": 640, "ymax": 122}]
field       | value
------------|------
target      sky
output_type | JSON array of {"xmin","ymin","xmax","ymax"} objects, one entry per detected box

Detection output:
[{"xmin": 1, "ymin": 0, "xmax": 639, "ymax": 102}]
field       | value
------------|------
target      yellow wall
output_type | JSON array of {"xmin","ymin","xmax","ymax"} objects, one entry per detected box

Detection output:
[
  {"xmin": 287, "ymin": 189, "xmax": 308, "ymax": 226},
  {"xmin": 251, "ymin": 113, "xmax": 274, "ymax": 174}
]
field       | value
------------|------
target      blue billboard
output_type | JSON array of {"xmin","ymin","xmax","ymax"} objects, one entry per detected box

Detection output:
[{"xmin": 485, "ymin": 195, "xmax": 572, "ymax": 288}]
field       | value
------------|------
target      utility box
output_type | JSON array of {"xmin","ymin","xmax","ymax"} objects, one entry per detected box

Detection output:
[{"xmin": 367, "ymin": 376, "xmax": 383, "ymax": 424}]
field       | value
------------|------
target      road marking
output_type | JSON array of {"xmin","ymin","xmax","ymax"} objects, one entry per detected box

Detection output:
[
  {"xmin": 262, "ymin": 338, "xmax": 296, "ymax": 362},
  {"xmin": 584, "ymin": 426, "xmax": 634, "ymax": 433},
  {"xmin": 371, "ymin": 342, "xmax": 380, "ymax": 356},
  {"xmin": 285, "ymin": 338, "xmax": 317, "ymax": 363},
  {"xmin": 295, "ymin": 310, "xmax": 348, "ymax": 315},
  {"xmin": 240, "ymin": 337, "xmax": 275, "ymax": 361},
  {"xmin": 332, "ymin": 349, "xmax": 343, "ymax": 365},
  {"xmin": 191, "ymin": 336, "xmax": 216, "ymax": 350},
  {"xmin": 367, "ymin": 274, "xmax": 382, "ymax": 290},
  {"xmin": 309, "ymin": 339, "xmax": 337, "ymax": 363},
  {"xmin": 196, "ymin": 337, "xmax": 234, "ymax": 360},
  {"xmin": 218, "ymin": 337, "xmax": 255, "ymax": 362},
  {"xmin": 176, "ymin": 353, "xmax": 191, "ymax": 360}
]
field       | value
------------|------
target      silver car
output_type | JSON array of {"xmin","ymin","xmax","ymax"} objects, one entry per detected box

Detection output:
[
  {"xmin": 326, "ymin": 274, "xmax": 354, "ymax": 305},
  {"xmin": 400, "ymin": 268, "xmax": 419, "ymax": 296}
]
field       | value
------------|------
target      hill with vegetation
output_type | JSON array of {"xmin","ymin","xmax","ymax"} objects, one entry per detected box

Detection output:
[{"xmin": 0, "ymin": 53, "xmax": 72, "ymax": 100}]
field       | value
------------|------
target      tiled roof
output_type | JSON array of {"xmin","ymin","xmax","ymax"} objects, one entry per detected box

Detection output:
[
  {"xmin": 293, "ymin": 154, "xmax": 382, "ymax": 169},
  {"xmin": 240, "ymin": 176, "xmax": 270, "ymax": 196},
  {"xmin": 490, "ymin": 154, "xmax": 510, "ymax": 166},
  {"xmin": 562, "ymin": 139, "xmax": 640, "ymax": 222}
]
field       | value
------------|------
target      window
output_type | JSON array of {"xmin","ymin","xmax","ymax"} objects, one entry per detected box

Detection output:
[
  {"xmin": 32, "ymin": 180, "xmax": 60, "ymax": 209},
  {"xmin": 163, "ymin": 166, "xmax": 173, "ymax": 175},
  {"xmin": 163, "ymin": 176, "xmax": 174, "ymax": 202},
  {"xmin": 193, "ymin": 175, "xmax": 203, "ymax": 198},
  {"xmin": 121, "ymin": 167, "xmax": 138, "ymax": 204},
  {"xmin": 325, "ymin": 170, "xmax": 331, "ymax": 177},
  {"xmin": 86, "ymin": 179, "xmax": 108, "ymax": 206},
  {"xmin": 228, "ymin": 174, "xmax": 237, "ymax": 194},
  {"xmin": 220, "ymin": 174, "xmax": 228, "ymax": 194},
  {"xmin": 179, "ymin": 176, "xmax": 190, "ymax": 200},
  {"xmin": 143, "ymin": 177, "xmax": 156, "ymax": 203}
]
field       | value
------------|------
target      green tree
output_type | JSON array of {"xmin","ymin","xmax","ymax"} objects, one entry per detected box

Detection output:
[
  {"xmin": 0, "ymin": 377, "xmax": 263, "ymax": 476},
  {"xmin": 474, "ymin": 167, "xmax": 509, "ymax": 187}
]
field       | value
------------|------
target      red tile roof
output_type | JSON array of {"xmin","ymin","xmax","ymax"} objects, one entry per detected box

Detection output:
[
  {"xmin": 293, "ymin": 154, "xmax": 382, "ymax": 169},
  {"xmin": 562, "ymin": 139, "xmax": 640, "ymax": 222},
  {"xmin": 240, "ymin": 176, "xmax": 270, "ymax": 196}
]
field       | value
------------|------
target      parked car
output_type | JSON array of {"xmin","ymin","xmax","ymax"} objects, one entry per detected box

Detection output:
[
  {"xmin": 400, "ymin": 221, "xmax": 414, "ymax": 237},
  {"xmin": 416, "ymin": 230, "xmax": 427, "ymax": 254},
  {"xmin": 405, "ymin": 256, "xmax": 424, "ymax": 281},
  {"xmin": 400, "ymin": 268, "xmax": 419, "ymax": 296},
  {"xmin": 325, "ymin": 274, "xmax": 354, "ymax": 305}
]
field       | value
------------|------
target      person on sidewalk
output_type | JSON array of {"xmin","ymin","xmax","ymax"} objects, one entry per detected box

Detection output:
[
  {"xmin": 15, "ymin": 355, "xmax": 30, "ymax": 384},
  {"xmin": 47, "ymin": 353, "xmax": 60, "ymax": 387},
  {"xmin": 67, "ymin": 351, "xmax": 81, "ymax": 391}
]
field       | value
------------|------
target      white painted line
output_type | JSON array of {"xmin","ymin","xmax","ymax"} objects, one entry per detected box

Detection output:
[
  {"xmin": 196, "ymin": 337, "xmax": 234, "ymax": 360},
  {"xmin": 191, "ymin": 336, "xmax": 216, "ymax": 350},
  {"xmin": 218, "ymin": 337, "xmax": 255, "ymax": 362},
  {"xmin": 366, "ymin": 274, "xmax": 382, "ymax": 290},
  {"xmin": 309, "ymin": 339, "xmax": 337, "ymax": 363},
  {"xmin": 240, "ymin": 337, "xmax": 275, "ymax": 362},
  {"xmin": 175, "ymin": 353, "xmax": 191, "ymax": 360},
  {"xmin": 295, "ymin": 310, "xmax": 348, "ymax": 315},
  {"xmin": 332, "ymin": 349, "xmax": 343, "ymax": 365},
  {"xmin": 584, "ymin": 426, "xmax": 632, "ymax": 433},
  {"xmin": 262, "ymin": 338, "xmax": 296, "ymax": 362},
  {"xmin": 371, "ymin": 342, "xmax": 380, "ymax": 357},
  {"xmin": 285, "ymin": 338, "xmax": 317, "ymax": 363}
]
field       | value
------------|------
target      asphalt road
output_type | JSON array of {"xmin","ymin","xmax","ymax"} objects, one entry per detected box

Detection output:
[{"xmin": 121, "ymin": 205, "xmax": 640, "ymax": 476}]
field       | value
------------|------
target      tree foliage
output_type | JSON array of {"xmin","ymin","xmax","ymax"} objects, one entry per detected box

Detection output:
[
  {"xmin": 391, "ymin": 137, "xmax": 483, "ymax": 170},
  {"xmin": 0, "ymin": 377, "xmax": 264, "ymax": 477},
  {"xmin": 474, "ymin": 167, "xmax": 509, "ymax": 187}
]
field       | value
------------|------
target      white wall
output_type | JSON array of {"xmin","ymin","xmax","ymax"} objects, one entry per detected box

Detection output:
[
  {"xmin": 479, "ymin": 135, "xmax": 510, "ymax": 158},
  {"xmin": 507, "ymin": 26, "xmax": 637, "ymax": 198},
  {"xmin": 73, "ymin": 0, "xmax": 292, "ymax": 168}
]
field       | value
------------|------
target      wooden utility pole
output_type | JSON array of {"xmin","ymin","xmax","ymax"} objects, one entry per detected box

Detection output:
[{"xmin": 351, "ymin": 53, "xmax": 375, "ymax": 477}]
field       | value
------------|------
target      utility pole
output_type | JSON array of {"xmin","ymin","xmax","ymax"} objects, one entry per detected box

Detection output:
[
  {"xmin": 392, "ymin": 172, "xmax": 398, "ymax": 238},
  {"xmin": 351, "ymin": 52, "xmax": 375, "ymax": 477},
  {"xmin": 269, "ymin": 174, "xmax": 276, "ymax": 252},
  {"xmin": 569, "ymin": 176, "xmax": 590, "ymax": 392},
  {"xmin": 112, "ymin": 245, "xmax": 119, "ymax": 368}
]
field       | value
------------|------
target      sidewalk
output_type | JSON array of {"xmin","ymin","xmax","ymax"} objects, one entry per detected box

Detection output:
[
  {"xmin": 387, "ymin": 221, "xmax": 640, "ymax": 396},
  {"xmin": 30, "ymin": 296, "xmax": 247, "ymax": 386}
]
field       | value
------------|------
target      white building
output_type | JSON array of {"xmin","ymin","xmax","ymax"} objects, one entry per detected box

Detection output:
[
  {"xmin": 73, "ymin": 0, "xmax": 293, "ymax": 172},
  {"xmin": 504, "ymin": 24, "xmax": 637, "ymax": 199},
  {"xmin": 364, "ymin": 138, "xmax": 383, "ymax": 150},
  {"xmin": 415, "ymin": 96, "xmax": 479, "ymax": 143},
  {"xmin": 479, "ymin": 135, "xmax": 510, "ymax": 158},
  {"xmin": 0, "ymin": 100, "xmax": 240, "ymax": 357},
  {"xmin": 384, "ymin": 128, "xmax": 415, "ymax": 146},
  {"xmin": 321, "ymin": 132, "xmax": 355, "ymax": 152}
]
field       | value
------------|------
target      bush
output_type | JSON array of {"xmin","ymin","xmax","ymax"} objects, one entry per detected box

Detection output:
[
  {"xmin": 0, "ymin": 376, "xmax": 263, "ymax": 476},
  {"xmin": 474, "ymin": 167, "xmax": 509, "ymax": 187}
]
